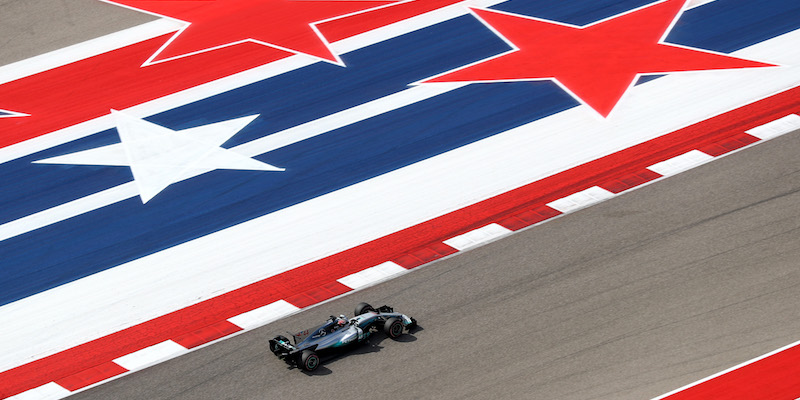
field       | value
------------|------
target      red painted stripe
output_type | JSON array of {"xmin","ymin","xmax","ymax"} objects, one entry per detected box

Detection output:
[
  {"xmin": 172, "ymin": 321, "xmax": 244, "ymax": 349},
  {"xmin": 319, "ymin": 0, "xmax": 462, "ymax": 44},
  {"xmin": 0, "ymin": 87, "xmax": 798, "ymax": 398},
  {"xmin": 661, "ymin": 342, "xmax": 800, "ymax": 400},
  {"xmin": 53, "ymin": 361, "xmax": 128, "ymax": 392},
  {"xmin": 0, "ymin": 0, "xmax": 462, "ymax": 149},
  {"xmin": 285, "ymin": 281, "xmax": 353, "ymax": 309},
  {"xmin": 0, "ymin": 35, "xmax": 285, "ymax": 149}
]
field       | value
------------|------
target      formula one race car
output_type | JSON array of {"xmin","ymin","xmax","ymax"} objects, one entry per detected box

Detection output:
[{"xmin": 269, "ymin": 302, "xmax": 417, "ymax": 371}]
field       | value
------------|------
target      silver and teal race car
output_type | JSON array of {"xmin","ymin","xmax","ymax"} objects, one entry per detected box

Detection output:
[{"xmin": 269, "ymin": 302, "xmax": 417, "ymax": 371}]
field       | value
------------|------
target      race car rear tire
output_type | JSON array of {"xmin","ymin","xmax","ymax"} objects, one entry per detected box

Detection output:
[
  {"xmin": 299, "ymin": 349, "xmax": 320, "ymax": 372},
  {"xmin": 384, "ymin": 317, "xmax": 403, "ymax": 339},
  {"xmin": 354, "ymin": 302, "xmax": 376, "ymax": 316}
]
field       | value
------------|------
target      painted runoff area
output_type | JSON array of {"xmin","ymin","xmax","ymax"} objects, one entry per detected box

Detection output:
[
  {"xmin": 7, "ymin": 111, "xmax": 800, "ymax": 399},
  {"xmin": 2, "ymin": 24, "xmax": 799, "ymax": 379},
  {"xmin": 5, "ymin": 0, "xmax": 800, "ymax": 398}
]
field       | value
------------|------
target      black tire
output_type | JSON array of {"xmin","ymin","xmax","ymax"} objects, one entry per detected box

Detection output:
[
  {"xmin": 299, "ymin": 349, "xmax": 320, "ymax": 371},
  {"xmin": 384, "ymin": 317, "xmax": 404, "ymax": 339},
  {"xmin": 354, "ymin": 302, "xmax": 376, "ymax": 316},
  {"xmin": 269, "ymin": 335, "xmax": 290, "ymax": 355}
]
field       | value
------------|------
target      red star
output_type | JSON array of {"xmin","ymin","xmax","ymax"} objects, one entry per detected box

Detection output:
[
  {"xmin": 105, "ymin": 0, "xmax": 397, "ymax": 65},
  {"xmin": 423, "ymin": 0, "xmax": 776, "ymax": 117}
]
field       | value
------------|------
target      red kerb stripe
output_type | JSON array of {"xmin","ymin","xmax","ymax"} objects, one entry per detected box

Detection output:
[{"xmin": 53, "ymin": 361, "xmax": 128, "ymax": 392}]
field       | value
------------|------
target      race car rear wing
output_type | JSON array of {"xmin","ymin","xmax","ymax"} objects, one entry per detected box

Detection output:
[{"xmin": 292, "ymin": 329, "xmax": 311, "ymax": 344}]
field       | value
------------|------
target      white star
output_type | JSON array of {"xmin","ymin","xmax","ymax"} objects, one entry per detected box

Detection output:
[{"xmin": 35, "ymin": 110, "xmax": 284, "ymax": 203}]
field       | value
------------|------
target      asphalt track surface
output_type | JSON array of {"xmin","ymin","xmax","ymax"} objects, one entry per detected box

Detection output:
[
  {"xmin": 5, "ymin": 1, "xmax": 800, "ymax": 399},
  {"xmin": 0, "ymin": 0, "xmax": 153, "ymax": 65}
]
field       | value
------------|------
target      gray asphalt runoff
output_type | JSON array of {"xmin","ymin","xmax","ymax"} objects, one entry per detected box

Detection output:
[
  {"xmin": 0, "ymin": 0, "xmax": 154, "ymax": 66},
  {"xmin": 4, "ymin": 3, "xmax": 800, "ymax": 400}
]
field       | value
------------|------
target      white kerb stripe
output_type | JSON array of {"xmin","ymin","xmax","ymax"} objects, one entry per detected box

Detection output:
[
  {"xmin": 337, "ymin": 262, "xmax": 408, "ymax": 290},
  {"xmin": 547, "ymin": 186, "xmax": 616, "ymax": 214},
  {"xmin": 745, "ymin": 113, "xmax": 800, "ymax": 140},
  {"xmin": 227, "ymin": 300, "xmax": 300, "ymax": 330},
  {"xmin": 443, "ymin": 223, "xmax": 512, "ymax": 251},
  {"xmin": 112, "ymin": 340, "xmax": 188, "ymax": 372},
  {"xmin": 5, "ymin": 382, "xmax": 71, "ymax": 400},
  {"xmin": 647, "ymin": 150, "xmax": 714, "ymax": 177}
]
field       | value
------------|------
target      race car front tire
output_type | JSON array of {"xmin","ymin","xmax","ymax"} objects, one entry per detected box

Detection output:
[{"xmin": 384, "ymin": 317, "xmax": 404, "ymax": 339}]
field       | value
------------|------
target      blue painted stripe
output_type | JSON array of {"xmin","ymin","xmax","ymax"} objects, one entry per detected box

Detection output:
[{"xmin": 1, "ymin": 0, "xmax": 798, "ymax": 305}]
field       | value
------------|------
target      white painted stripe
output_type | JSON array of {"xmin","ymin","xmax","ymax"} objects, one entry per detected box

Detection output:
[
  {"xmin": 686, "ymin": 0, "xmax": 717, "ymax": 9},
  {"xmin": 0, "ymin": 109, "xmax": 29, "ymax": 118},
  {"xmin": 1, "ymin": 23, "xmax": 798, "ymax": 374},
  {"xmin": 0, "ymin": 0, "xmax": 716, "ymax": 86},
  {"xmin": 0, "ymin": 0, "xmax": 735, "ymax": 242},
  {"xmin": 331, "ymin": 0, "xmax": 497, "ymax": 55},
  {"xmin": 0, "ymin": 183, "xmax": 137, "ymax": 241},
  {"xmin": 337, "ymin": 262, "xmax": 408, "ymax": 290},
  {"xmin": 0, "ymin": 0, "xmax": 501, "ymax": 166},
  {"xmin": 230, "ymin": 83, "xmax": 467, "ymax": 158},
  {"xmin": 0, "ymin": 19, "xmax": 181, "ymax": 85},
  {"xmin": 444, "ymin": 223, "xmax": 512, "ymax": 251},
  {"xmin": 0, "ymin": 0, "xmax": 720, "ymax": 165},
  {"xmin": 547, "ymin": 187, "xmax": 616, "ymax": 214},
  {"xmin": 0, "ymin": 83, "xmax": 466, "ymax": 242},
  {"xmin": 112, "ymin": 340, "xmax": 187, "ymax": 372},
  {"xmin": 0, "ymin": 56, "xmax": 312, "ymax": 166},
  {"xmin": 745, "ymin": 113, "xmax": 800, "ymax": 140},
  {"xmin": 5, "ymin": 382, "xmax": 71, "ymax": 400},
  {"xmin": 647, "ymin": 150, "xmax": 714, "ymax": 176},
  {"xmin": 650, "ymin": 338, "xmax": 800, "ymax": 400},
  {"xmin": 228, "ymin": 300, "xmax": 301, "ymax": 330}
]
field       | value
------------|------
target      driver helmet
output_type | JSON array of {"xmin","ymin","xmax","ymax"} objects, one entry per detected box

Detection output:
[{"xmin": 336, "ymin": 315, "xmax": 348, "ymax": 327}]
